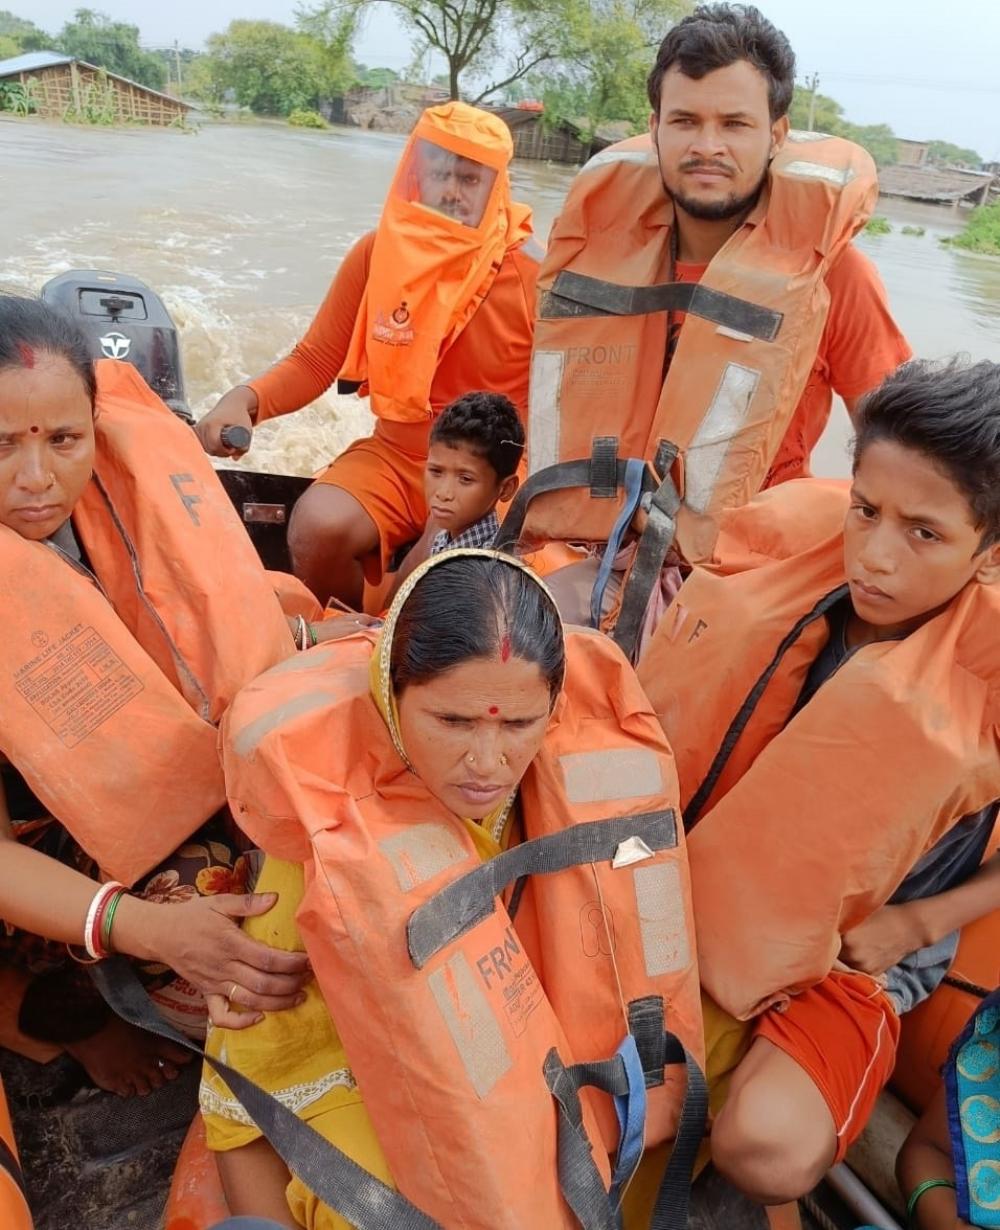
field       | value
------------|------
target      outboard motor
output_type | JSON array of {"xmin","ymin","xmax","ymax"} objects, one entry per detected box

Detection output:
[{"xmin": 40, "ymin": 270, "xmax": 193, "ymax": 423}]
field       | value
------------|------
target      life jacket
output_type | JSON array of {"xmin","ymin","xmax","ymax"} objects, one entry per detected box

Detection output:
[
  {"xmin": 0, "ymin": 359, "xmax": 294, "ymax": 885},
  {"xmin": 636, "ymin": 479, "xmax": 1000, "ymax": 1021},
  {"xmin": 0, "ymin": 1080, "xmax": 32, "ymax": 1230},
  {"xmin": 221, "ymin": 627, "xmax": 703, "ymax": 1230},
  {"xmin": 498, "ymin": 131, "xmax": 877, "ymax": 660}
]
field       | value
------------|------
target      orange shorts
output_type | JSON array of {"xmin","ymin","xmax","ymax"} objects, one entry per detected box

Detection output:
[
  {"xmin": 315, "ymin": 420, "xmax": 431, "ymax": 583},
  {"xmin": 756, "ymin": 969, "xmax": 901, "ymax": 1163}
]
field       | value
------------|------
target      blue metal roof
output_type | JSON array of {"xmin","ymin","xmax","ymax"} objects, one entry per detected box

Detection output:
[{"xmin": 0, "ymin": 50, "xmax": 72, "ymax": 79}]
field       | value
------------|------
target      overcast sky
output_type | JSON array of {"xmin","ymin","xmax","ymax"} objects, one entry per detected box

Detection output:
[{"xmin": 19, "ymin": 0, "xmax": 1000, "ymax": 159}]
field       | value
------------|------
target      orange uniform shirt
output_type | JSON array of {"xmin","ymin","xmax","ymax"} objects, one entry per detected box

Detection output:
[
  {"xmin": 250, "ymin": 230, "xmax": 538, "ymax": 430},
  {"xmin": 675, "ymin": 243, "xmax": 912, "ymax": 486}
]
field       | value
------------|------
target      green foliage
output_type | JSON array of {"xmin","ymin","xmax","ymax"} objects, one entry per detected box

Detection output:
[
  {"xmin": 951, "ymin": 202, "xmax": 1000, "ymax": 257},
  {"xmin": 536, "ymin": 0, "xmax": 691, "ymax": 147},
  {"xmin": 864, "ymin": 215, "xmax": 892, "ymax": 236},
  {"xmin": 288, "ymin": 107, "xmax": 329, "ymax": 127},
  {"xmin": 0, "ymin": 77, "xmax": 36, "ymax": 114},
  {"xmin": 355, "ymin": 63, "xmax": 400, "ymax": 88},
  {"xmin": 789, "ymin": 85, "xmax": 897, "ymax": 166},
  {"xmin": 0, "ymin": 33, "xmax": 18, "ymax": 58},
  {"xmin": 900, "ymin": 225, "xmax": 925, "ymax": 237},
  {"xmin": 841, "ymin": 122, "xmax": 897, "ymax": 168},
  {"xmin": 295, "ymin": 3, "xmax": 359, "ymax": 99},
  {"xmin": 926, "ymin": 138, "xmax": 983, "ymax": 169},
  {"xmin": 203, "ymin": 20, "xmax": 326, "ymax": 115},
  {"xmin": 56, "ymin": 9, "xmax": 166, "ymax": 91},
  {"xmin": 62, "ymin": 66, "xmax": 117, "ymax": 124},
  {"xmin": 0, "ymin": 9, "xmax": 48, "ymax": 51}
]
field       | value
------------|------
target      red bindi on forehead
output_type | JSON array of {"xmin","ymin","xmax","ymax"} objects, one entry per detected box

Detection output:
[
  {"xmin": 29, "ymin": 425, "xmax": 39, "ymax": 434},
  {"xmin": 488, "ymin": 706, "xmax": 499, "ymax": 716}
]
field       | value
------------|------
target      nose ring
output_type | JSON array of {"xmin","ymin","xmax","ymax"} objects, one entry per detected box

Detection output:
[
  {"xmin": 466, "ymin": 753, "xmax": 476, "ymax": 765},
  {"xmin": 500, "ymin": 754, "xmax": 509, "ymax": 767}
]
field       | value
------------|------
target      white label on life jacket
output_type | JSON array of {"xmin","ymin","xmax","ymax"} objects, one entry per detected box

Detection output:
[
  {"xmin": 684, "ymin": 362, "xmax": 760, "ymax": 516},
  {"xmin": 231, "ymin": 688, "xmax": 342, "ymax": 758},
  {"xmin": 560, "ymin": 747, "xmax": 663, "ymax": 804},
  {"xmin": 582, "ymin": 147, "xmax": 652, "ymax": 174},
  {"xmin": 428, "ymin": 952, "xmax": 514, "ymax": 1098},
  {"xmin": 715, "ymin": 325, "xmax": 754, "ymax": 343},
  {"xmin": 634, "ymin": 862, "xmax": 690, "ymax": 977},
  {"xmin": 612, "ymin": 836, "xmax": 655, "ymax": 868},
  {"xmin": 528, "ymin": 349, "xmax": 565, "ymax": 473},
  {"xmin": 782, "ymin": 160, "xmax": 856, "ymax": 188}
]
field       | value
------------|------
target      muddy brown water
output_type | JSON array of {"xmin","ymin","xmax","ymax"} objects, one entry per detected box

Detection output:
[{"xmin": 3, "ymin": 114, "xmax": 1000, "ymax": 481}]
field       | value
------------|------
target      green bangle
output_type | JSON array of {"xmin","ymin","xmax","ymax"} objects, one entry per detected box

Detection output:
[
  {"xmin": 308, "ymin": 622, "xmax": 317, "ymax": 648},
  {"xmin": 907, "ymin": 1178, "xmax": 957, "ymax": 1224},
  {"xmin": 101, "ymin": 889, "xmax": 127, "ymax": 954}
]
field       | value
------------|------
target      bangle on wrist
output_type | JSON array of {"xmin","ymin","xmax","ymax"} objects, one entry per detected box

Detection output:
[
  {"xmin": 907, "ymin": 1178, "xmax": 957, "ymax": 1224},
  {"xmin": 83, "ymin": 881, "xmax": 125, "ymax": 960}
]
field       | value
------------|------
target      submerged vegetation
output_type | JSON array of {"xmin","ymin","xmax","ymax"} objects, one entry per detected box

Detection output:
[
  {"xmin": 901, "ymin": 225, "xmax": 926, "ymax": 237},
  {"xmin": 864, "ymin": 216, "xmax": 893, "ymax": 236},
  {"xmin": 950, "ymin": 202, "xmax": 1000, "ymax": 257}
]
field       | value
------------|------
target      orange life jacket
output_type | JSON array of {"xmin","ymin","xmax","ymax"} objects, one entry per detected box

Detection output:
[
  {"xmin": 221, "ymin": 627, "xmax": 703, "ymax": 1229},
  {"xmin": 499, "ymin": 132, "xmax": 876, "ymax": 658},
  {"xmin": 637, "ymin": 479, "xmax": 1000, "ymax": 1021},
  {"xmin": 0, "ymin": 1080, "xmax": 32, "ymax": 1230},
  {"xmin": 0, "ymin": 359, "xmax": 294, "ymax": 885}
]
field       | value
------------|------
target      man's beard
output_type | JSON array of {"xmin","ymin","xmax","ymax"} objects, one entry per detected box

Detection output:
[{"xmin": 670, "ymin": 173, "xmax": 766, "ymax": 221}]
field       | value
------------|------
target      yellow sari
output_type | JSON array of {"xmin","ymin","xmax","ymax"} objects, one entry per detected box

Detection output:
[{"xmin": 200, "ymin": 550, "xmax": 551, "ymax": 1228}]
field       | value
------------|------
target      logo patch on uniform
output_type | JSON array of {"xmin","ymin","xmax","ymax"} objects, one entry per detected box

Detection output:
[{"xmin": 372, "ymin": 302, "xmax": 414, "ymax": 346}]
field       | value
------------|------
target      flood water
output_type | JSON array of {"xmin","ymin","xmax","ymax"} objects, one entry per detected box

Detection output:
[{"xmin": 3, "ymin": 115, "xmax": 1000, "ymax": 478}]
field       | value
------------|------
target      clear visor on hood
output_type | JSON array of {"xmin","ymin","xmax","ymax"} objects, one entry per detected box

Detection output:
[{"xmin": 402, "ymin": 138, "xmax": 498, "ymax": 227}]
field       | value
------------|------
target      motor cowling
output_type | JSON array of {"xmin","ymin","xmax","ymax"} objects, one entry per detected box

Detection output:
[{"xmin": 40, "ymin": 270, "xmax": 192, "ymax": 423}]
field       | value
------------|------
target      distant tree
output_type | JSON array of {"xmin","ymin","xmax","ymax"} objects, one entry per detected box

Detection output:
[
  {"xmin": 926, "ymin": 138, "xmax": 983, "ymax": 169},
  {"xmin": 330, "ymin": 0, "xmax": 571, "ymax": 102},
  {"xmin": 788, "ymin": 83, "xmax": 897, "ymax": 167},
  {"xmin": 0, "ymin": 10, "xmax": 50, "ymax": 52},
  {"xmin": 0, "ymin": 33, "xmax": 18, "ymax": 58},
  {"xmin": 841, "ymin": 121, "xmax": 897, "ymax": 168},
  {"xmin": 57, "ymin": 9, "xmax": 166, "ymax": 90},
  {"xmin": 204, "ymin": 20, "xmax": 325, "ymax": 115},
  {"xmin": 536, "ymin": 0, "xmax": 691, "ymax": 149},
  {"xmin": 295, "ymin": 3, "xmax": 359, "ymax": 98},
  {"xmin": 355, "ymin": 64, "xmax": 401, "ymax": 88}
]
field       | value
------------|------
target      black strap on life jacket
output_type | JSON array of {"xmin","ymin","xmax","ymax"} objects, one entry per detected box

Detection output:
[
  {"xmin": 543, "ymin": 270, "xmax": 784, "ymax": 341},
  {"xmin": 95, "ymin": 946, "xmax": 705, "ymax": 1230}
]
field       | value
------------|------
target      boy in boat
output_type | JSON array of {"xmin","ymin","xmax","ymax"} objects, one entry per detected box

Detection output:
[
  {"xmin": 384, "ymin": 390, "xmax": 523, "ymax": 600},
  {"xmin": 632, "ymin": 358, "xmax": 1000, "ymax": 1211}
]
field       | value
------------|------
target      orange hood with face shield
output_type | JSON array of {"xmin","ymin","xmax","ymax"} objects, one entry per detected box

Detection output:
[{"xmin": 339, "ymin": 102, "xmax": 533, "ymax": 422}]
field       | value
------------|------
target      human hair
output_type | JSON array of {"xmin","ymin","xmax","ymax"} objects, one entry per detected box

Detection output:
[
  {"xmin": 391, "ymin": 555, "xmax": 565, "ymax": 705},
  {"xmin": 853, "ymin": 357, "xmax": 1000, "ymax": 550},
  {"xmin": 429, "ymin": 390, "xmax": 525, "ymax": 481},
  {"xmin": 0, "ymin": 295, "xmax": 97, "ymax": 411},
  {"xmin": 647, "ymin": 3, "xmax": 796, "ymax": 121}
]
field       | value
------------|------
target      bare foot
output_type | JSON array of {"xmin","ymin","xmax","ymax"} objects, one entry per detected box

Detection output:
[{"xmin": 66, "ymin": 1015, "xmax": 191, "ymax": 1097}]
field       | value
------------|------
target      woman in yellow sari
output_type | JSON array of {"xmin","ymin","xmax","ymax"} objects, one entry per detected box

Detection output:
[{"xmin": 200, "ymin": 549, "xmax": 567, "ymax": 1227}]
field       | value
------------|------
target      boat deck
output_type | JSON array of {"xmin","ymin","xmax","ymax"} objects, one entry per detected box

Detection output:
[{"xmin": 2, "ymin": 1048, "xmax": 850, "ymax": 1230}]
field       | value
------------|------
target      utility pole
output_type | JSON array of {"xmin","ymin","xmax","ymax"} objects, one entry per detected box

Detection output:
[
  {"xmin": 174, "ymin": 40, "xmax": 183, "ymax": 91},
  {"xmin": 805, "ymin": 72, "xmax": 820, "ymax": 131}
]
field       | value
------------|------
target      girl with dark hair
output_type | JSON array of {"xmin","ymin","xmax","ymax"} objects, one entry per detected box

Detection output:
[
  {"xmin": 199, "ymin": 549, "xmax": 700, "ymax": 1229},
  {"xmin": 0, "ymin": 295, "xmax": 309, "ymax": 1097}
]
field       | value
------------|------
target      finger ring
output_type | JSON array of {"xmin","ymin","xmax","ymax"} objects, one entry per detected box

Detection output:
[{"xmin": 228, "ymin": 981, "xmax": 239, "ymax": 1005}]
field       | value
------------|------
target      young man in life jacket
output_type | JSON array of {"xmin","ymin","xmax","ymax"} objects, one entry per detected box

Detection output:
[
  {"xmin": 631, "ymin": 359, "xmax": 1000, "ymax": 1213},
  {"xmin": 195, "ymin": 103, "xmax": 540, "ymax": 610},
  {"xmin": 519, "ymin": 4, "xmax": 911, "ymax": 653}
]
